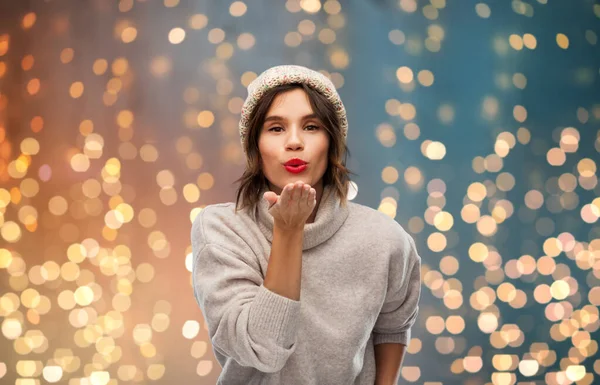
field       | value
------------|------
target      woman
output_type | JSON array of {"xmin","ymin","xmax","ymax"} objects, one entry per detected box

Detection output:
[{"xmin": 191, "ymin": 65, "xmax": 422, "ymax": 384}]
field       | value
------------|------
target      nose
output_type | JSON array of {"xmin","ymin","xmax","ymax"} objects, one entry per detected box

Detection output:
[{"xmin": 285, "ymin": 125, "xmax": 304, "ymax": 150}]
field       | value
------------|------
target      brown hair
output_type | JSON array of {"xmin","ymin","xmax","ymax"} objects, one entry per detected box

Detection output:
[{"xmin": 232, "ymin": 82, "xmax": 357, "ymax": 215}]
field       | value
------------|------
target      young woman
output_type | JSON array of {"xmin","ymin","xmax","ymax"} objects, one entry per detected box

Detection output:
[{"xmin": 191, "ymin": 65, "xmax": 422, "ymax": 384}]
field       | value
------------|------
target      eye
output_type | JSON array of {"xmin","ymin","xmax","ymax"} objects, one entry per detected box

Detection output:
[{"xmin": 267, "ymin": 125, "xmax": 319, "ymax": 132}]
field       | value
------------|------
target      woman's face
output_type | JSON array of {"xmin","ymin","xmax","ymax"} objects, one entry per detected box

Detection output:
[{"xmin": 258, "ymin": 88, "xmax": 330, "ymax": 196}]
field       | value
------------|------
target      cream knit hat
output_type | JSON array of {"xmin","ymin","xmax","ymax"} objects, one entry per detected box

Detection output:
[{"xmin": 238, "ymin": 65, "xmax": 348, "ymax": 156}]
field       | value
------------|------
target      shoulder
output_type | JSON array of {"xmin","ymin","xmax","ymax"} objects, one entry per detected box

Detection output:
[
  {"xmin": 191, "ymin": 202, "xmax": 243, "ymax": 247},
  {"xmin": 198, "ymin": 202, "xmax": 237, "ymax": 223},
  {"xmin": 190, "ymin": 202, "xmax": 262, "ymax": 271},
  {"xmin": 346, "ymin": 200, "xmax": 417, "ymax": 257},
  {"xmin": 346, "ymin": 200, "xmax": 409, "ymax": 238}
]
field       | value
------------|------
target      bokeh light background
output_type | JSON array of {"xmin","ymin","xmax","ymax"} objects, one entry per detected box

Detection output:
[{"xmin": 1, "ymin": 0, "xmax": 600, "ymax": 384}]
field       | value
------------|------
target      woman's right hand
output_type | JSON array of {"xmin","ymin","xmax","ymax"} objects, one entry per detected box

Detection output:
[{"xmin": 263, "ymin": 181, "xmax": 317, "ymax": 231}]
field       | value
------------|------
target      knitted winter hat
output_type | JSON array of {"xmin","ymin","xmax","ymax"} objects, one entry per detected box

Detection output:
[{"xmin": 238, "ymin": 64, "xmax": 348, "ymax": 156}]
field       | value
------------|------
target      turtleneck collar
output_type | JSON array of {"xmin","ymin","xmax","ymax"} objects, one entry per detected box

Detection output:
[{"xmin": 254, "ymin": 184, "xmax": 349, "ymax": 250}]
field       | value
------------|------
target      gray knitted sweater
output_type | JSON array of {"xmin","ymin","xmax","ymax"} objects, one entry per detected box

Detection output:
[{"xmin": 191, "ymin": 185, "xmax": 421, "ymax": 384}]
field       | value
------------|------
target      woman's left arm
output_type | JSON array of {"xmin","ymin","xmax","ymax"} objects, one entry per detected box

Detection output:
[
  {"xmin": 374, "ymin": 342, "xmax": 406, "ymax": 385},
  {"xmin": 372, "ymin": 230, "xmax": 422, "ymax": 384}
]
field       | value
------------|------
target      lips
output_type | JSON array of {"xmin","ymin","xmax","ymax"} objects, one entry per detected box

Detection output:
[
  {"xmin": 284, "ymin": 163, "xmax": 307, "ymax": 173},
  {"xmin": 284, "ymin": 158, "xmax": 307, "ymax": 167}
]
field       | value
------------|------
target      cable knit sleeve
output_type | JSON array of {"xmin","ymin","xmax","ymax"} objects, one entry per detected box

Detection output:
[
  {"xmin": 372, "ymin": 228, "xmax": 422, "ymax": 346},
  {"xmin": 190, "ymin": 208, "xmax": 302, "ymax": 373}
]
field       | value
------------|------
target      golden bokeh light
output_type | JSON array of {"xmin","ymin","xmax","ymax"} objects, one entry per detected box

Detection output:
[
  {"xmin": 229, "ymin": 1, "xmax": 247, "ymax": 17},
  {"xmin": 168, "ymin": 28, "xmax": 186, "ymax": 44},
  {"xmin": 475, "ymin": 3, "xmax": 491, "ymax": 18},
  {"xmin": 556, "ymin": 33, "xmax": 569, "ymax": 49},
  {"xmin": 396, "ymin": 66, "xmax": 414, "ymax": 84}
]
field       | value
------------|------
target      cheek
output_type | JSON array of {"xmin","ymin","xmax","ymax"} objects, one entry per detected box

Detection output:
[
  {"xmin": 315, "ymin": 153, "xmax": 329, "ymax": 170},
  {"xmin": 259, "ymin": 152, "xmax": 279, "ymax": 173},
  {"xmin": 319, "ymin": 139, "xmax": 330, "ymax": 162}
]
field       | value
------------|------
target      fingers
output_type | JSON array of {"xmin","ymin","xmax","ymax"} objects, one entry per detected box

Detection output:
[
  {"xmin": 308, "ymin": 187, "xmax": 316, "ymax": 206},
  {"xmin": 300, "ymin": 184, "xmax": 309, "ymax": 201},
  {"xmin": 280, "ymin": 184, "xmax": 292, "ymax": 206},
  {"xmin": 292, "ymin": 182, "xmax": 302, "ymax": 202},
  {"xmin": 280, "ymin": 181, "xmax": 314, "ymax": 208},
  {"xmin": 287, "ymin": 181, "xmax": 301, "ymax": 203}
]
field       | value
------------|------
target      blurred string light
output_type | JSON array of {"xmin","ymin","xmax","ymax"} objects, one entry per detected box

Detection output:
[
  {"xmin": 0, "ymin": 0, "xmax": 599, "ymax": 384},
  {"xmin": 375, "ymin": 0, "xmax": 599, "ymax": 384}
]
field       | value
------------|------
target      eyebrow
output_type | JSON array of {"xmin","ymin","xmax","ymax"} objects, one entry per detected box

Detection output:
[{"xmin": 264, "ymin": 113, "xmax": 318, "ymax": 123}]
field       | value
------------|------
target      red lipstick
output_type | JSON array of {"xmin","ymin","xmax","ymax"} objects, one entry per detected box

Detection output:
[
  {"xmin": 284, "ymin": 164, "xmax": 307, "ymax": 173},
  {"xmin": 283, "ymin": 158, "xmax": 308, "ymax": 174}
]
